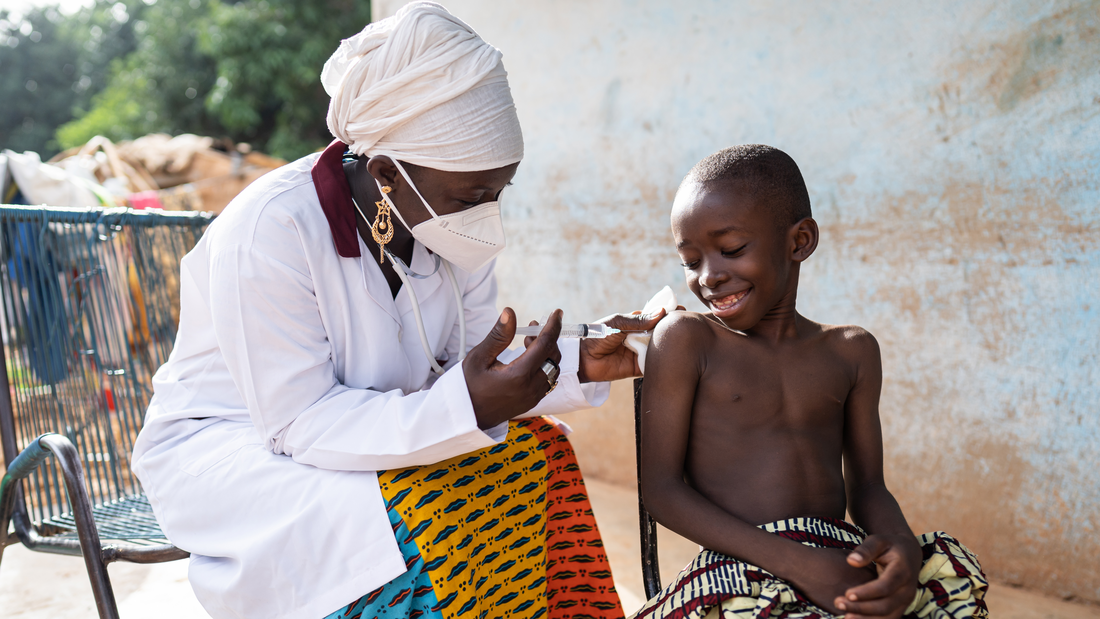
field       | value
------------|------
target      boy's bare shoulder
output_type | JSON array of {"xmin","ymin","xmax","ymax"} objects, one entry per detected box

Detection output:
[
  {"xmin": 811, "ymin": 320, "xmax": 881, "ymax": 362},
  {"xmin": 651, "ymin": 310, "xmax": 719, "ymax": 345},
  {"xmin": 649, "ymin": 311, "xmax": 722, "ymax": 366}
]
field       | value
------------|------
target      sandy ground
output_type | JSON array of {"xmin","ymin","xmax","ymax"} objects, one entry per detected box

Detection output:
[{"xmin": 2, "ymin": 477, "xmax": 1098, "ymax": 618}]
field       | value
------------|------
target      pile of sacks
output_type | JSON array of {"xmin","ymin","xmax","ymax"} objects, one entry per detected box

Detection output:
[{"xmin": 1, "ymin": 134, "xmax": 285, "ymax": 214}]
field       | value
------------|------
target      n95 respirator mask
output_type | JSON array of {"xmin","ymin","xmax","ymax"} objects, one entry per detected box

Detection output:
[{"xmin": 372, "ymin": 157, "xmax": 507, "ymax": 273}]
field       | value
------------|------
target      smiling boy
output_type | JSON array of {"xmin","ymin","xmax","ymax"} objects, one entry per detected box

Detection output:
[{"xmin": 633, "ymin": 145, "xmax": 987, "ymax": 619}]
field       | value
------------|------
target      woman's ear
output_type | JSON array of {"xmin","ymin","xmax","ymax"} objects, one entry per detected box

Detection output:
[
  {"xmin": 790, "ymin": 217, "xmax": 819, "ymax": 263},
  {"xmin": 365, "ymin": 156, "xmax": 401, "ymax": 188}
]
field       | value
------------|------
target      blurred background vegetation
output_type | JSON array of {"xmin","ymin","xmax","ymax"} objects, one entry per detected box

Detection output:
[{"xmin": 0, "ymin": 0, "xmax": 372, "ymax": 160}]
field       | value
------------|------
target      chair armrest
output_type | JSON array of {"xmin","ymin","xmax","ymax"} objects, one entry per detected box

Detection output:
[
  {"xmin": 1, "ymin": 433, "xmax": 123, "ymax": 617},
  {"xmin": 1, "ymin": 434, "xmax": 56, "ymax": 550},
  {"xmin": 3, "ymin": 434, "xmax": 54, "ymax": 480},
  {"xmin": 1, "ymin": 434, "xmax": 104, "ymax": 559}
]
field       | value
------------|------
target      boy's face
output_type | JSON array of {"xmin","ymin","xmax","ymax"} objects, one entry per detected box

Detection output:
[{"xmin": 671, "ymin": 180, "xmax": 806, "ymax": 331}]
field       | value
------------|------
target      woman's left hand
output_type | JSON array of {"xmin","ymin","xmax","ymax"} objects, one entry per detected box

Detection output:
[{"xmin": 577, "ymin": 309, "xmax": 668, "ymax": 383}]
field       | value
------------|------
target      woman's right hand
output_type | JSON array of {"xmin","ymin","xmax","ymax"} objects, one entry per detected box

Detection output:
[
  {"xmin": 786, "ymin": 546, "xmax": 877, "ymax": 616},
  {"xmin": 463, "ymin": 308, "xmax": 563, "ymax": 429}
]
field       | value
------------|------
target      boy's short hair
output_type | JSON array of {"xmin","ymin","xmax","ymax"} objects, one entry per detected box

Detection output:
[{"xmin": 683, "ymin": 145, "xmax": 812, "ymax": 230}]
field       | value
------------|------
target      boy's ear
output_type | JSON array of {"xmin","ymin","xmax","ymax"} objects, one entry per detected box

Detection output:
[{"xmin": 789, "ymin": 217, "xmax": 819, "ymax": 263}]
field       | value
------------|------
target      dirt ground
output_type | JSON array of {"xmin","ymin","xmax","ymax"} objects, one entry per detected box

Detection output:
[{"xmin": 1, "ymin": 477, "xmax": 1097, "ymax": 618}]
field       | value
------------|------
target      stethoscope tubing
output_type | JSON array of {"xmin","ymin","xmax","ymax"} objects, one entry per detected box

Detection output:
[
  {"xmin": 383, "ymin": 247, "xmax": 466, "ymax": 376},
  {"xmin": 353, "ymin": 194, "xmax": 467, "ymax": 376}
]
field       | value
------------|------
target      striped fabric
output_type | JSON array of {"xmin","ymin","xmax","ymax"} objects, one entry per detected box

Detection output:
[
  {"xmin": 326, "ymin": 417, "xmax": 624, "ymax": 619},
  {"xmin": 629, "ymin": 517, "xmax": 988, "ymax": 619}
]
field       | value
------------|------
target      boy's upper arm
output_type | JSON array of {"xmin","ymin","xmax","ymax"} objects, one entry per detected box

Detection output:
[
  {"xmin": 640, "ymin": 313, "xmax": 708, "ymax": 491},
  {"xmin": 840, "ymin": 326, "xmax": 886, "ymax": 489}
]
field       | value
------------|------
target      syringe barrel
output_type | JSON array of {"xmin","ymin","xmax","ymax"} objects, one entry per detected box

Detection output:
[
  {"xmin": 514, "ymin": 323, "xmax": 619, "ymax": 338},
  {"xmin": 557, "ymin": 324, "xmax": 590, "ymax": 338}
]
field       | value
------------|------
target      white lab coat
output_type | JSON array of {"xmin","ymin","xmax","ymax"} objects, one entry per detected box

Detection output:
[{"xmin": 131, "ymin": 154, "xmax": 609, "ymax": 619}]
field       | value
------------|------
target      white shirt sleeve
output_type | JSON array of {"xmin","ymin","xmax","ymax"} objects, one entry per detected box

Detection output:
[
  {"xmin": 441, "ymin": 260, "xmax": 611, "ymax": 421},
  {"xmin": 208, "ymin": 245, "xmax": 502, "ymax": 472},
  {"xmin": 500, "ymin": 338, "xmax": 610, "ymax": 417}
]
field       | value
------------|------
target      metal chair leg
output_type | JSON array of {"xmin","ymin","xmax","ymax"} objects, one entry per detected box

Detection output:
[
  {"xmin": 634, "ymin": 377, "xmax": 662, "ymax": 599},
  {"xmin": 0, "ymin": 434, "xmax": 120, "ymax": 619}
]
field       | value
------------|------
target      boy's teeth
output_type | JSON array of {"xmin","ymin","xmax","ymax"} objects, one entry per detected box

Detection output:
[{"xmin": 711, "ymin": 290, "xmax": 747, "ymax": 309}]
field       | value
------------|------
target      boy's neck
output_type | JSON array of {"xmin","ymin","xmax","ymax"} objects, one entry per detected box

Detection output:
[{"xmin": 744, "ymin": 270, "xmax": 802, "ymax": 343}]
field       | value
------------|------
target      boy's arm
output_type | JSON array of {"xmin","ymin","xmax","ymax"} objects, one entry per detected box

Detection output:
[
  {"xmin": 640, "ymin": 314, "xmax": 873, "ymax": 614},
  {"xmin": 838, "ymin": 328, "xmax": 922, "ymax": 619}
]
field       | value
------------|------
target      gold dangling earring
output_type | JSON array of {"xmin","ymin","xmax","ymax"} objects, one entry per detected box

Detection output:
[{"xmin": 370, "ymin": 186, "xmax": 394, "ymax": 263}]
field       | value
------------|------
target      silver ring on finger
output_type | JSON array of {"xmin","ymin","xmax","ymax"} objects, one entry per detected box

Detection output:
[{"xmin": 540, "ymin": 358, "xmax": 560, "ymax": 394}]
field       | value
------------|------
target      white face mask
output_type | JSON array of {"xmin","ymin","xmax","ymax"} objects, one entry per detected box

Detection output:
[{"xmin": 372, "ymin": 157, "xmax": 507, "ymax": 273}]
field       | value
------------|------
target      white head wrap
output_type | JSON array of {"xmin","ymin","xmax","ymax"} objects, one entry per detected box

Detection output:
[{"xmin": 322, "ymin": 2, "xmax": 523, "ymax": 172}]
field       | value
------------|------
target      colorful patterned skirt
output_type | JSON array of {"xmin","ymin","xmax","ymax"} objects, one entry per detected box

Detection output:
[
  {"xmin": 629, "ymin": 517, "xmax": 988, "ymax": 619},
  {"xmin": 325, "ymin": 417, "xmax": 624, "ymax": 619}
]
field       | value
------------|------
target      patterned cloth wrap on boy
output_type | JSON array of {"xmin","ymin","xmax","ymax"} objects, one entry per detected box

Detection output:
[
  {"xmin": 325, "ymin": 417, "xmax": 625, "ymax": 619},
  {"xmin": 629, "ymin": 517, "xmax": 988, "ymax": 619}
]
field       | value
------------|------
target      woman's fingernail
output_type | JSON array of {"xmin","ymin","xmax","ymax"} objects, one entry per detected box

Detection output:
[
  {"xmin": 500, "ymin": 311, "xmax": 510, "ymax": 324},
  {"xmin": 836, "ymin": 601, "xmax": 846, "ymax": 610},
  {"xmin": 848, "ymin": 593, "xmax": 858, "ymax": 601}
]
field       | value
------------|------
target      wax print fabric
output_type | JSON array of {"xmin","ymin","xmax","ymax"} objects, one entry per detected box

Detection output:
[
  {"xmin": 325, "ymin": 417, "xmax": 624, "ymax": 619},
  {"xmin": 630, "ymin": 517, "xmax": 987, "ymax": 619}
]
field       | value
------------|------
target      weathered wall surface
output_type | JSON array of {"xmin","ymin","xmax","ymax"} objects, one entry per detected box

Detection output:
[{"xmin": 376, "ymin": 0, "xmax": 1100, "ymax": 601}]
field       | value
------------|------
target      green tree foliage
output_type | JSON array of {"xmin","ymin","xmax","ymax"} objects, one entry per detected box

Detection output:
[
  {"xmin": 57, "ymin": 0, "xmax": 222, "ymax": 148},
  {"xmin": 57, "ymin": 0, "xmax": 372, "ymax": 160},
  {"xmin": 0, "ymin": 1, "xmax": 148, "ymax": 157},
  {"xmin": 200, "ymin": 0, "xmax": 372, "ymax": 157}
]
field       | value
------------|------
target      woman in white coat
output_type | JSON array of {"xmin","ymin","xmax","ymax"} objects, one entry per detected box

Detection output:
[{"xmin": 131, "ymin": 4, "xmax": 663, "ymax": 619}]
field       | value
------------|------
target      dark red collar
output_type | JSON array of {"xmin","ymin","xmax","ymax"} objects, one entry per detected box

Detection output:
[{"xmin": 311, "ymin": 139, "xmax": 360, "ymax": 258}]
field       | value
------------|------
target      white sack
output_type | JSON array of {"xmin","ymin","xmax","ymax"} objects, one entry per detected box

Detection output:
[
  {"xmin": 0, "ymin": 153, "xmax": 9, "ymax": 202},
  {"xmin": 3, "ymin": 149, "xmax": 100, "ymax": 207}
]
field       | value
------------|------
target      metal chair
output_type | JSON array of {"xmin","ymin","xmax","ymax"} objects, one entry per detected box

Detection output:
[
  {"xmin": 634, "ymin": 377, "xmax": 662, "ymax": 599},
  {"xmin": 0, "ymin": 205, "xmax": 213, "ymax": 619}
]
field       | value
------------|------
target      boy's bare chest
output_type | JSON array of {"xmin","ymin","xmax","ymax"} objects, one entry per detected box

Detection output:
[{"xmin": 693, "ymin": 338, "xmax": 853, "ymax": 431}]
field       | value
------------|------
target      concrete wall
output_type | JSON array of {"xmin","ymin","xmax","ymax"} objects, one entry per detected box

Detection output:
[{"xmin": 376, "ymin": 0, "xmax": 1100, "ymax": 602}]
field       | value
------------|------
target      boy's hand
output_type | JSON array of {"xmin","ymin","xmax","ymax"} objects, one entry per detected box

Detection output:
[
  {"xmin": 788, "ymin": 547, "xmax": 877, "ymax": 615},
  {"xmin": 834, "ymin": 533, "xmax": 922, "ymax": 619}
]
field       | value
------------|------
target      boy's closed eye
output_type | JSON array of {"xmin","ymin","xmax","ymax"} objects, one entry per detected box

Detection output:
[
  {"xmin": 722, "ymin": 244, "xmax": 748, "ymax": 258},
  {"xmin": 679, "ymin": 244, "xmax": 748, "ymax": 269}
]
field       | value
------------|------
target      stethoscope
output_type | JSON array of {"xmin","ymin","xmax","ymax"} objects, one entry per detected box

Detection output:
[{"xmin": 352, "ymin": 197, "xmax": 466, "ymax": 376}]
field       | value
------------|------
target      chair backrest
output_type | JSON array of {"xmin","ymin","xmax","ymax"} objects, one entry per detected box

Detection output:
[
  {"xmin": 0, "ymin": 206, "xmax": 212, "ymax": 527},
  {"xmin": 634, "ymin": 377, "xmax": 662, "ymax": 599}
]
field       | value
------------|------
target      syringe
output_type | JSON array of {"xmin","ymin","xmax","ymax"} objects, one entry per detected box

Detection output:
[{"xmin": 514, "ymin": 323, "xmax": 621, "ymax": 339}]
